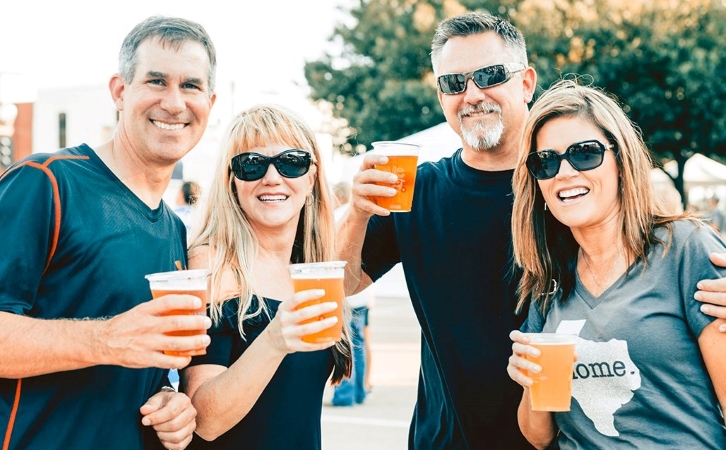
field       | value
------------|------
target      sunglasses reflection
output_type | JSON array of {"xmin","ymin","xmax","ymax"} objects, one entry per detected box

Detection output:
[
  {"xmin": 231, "ymin": 149, "xmax": 312, "ymax": 181},
  {"xmin": 526, "ymin": 140, "xmax": 616, "ymax": 180},
  {"xmin": 437, "ymin": 63, "xmax": 526, "ymax": 95}
]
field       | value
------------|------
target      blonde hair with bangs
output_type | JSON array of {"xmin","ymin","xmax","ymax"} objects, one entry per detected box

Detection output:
[
  {"xmin": 189, "ymin": 104, "xmax": 350, "ymax": 379},
  {"xmin": 511, "ymin": 79, "xmax": 690, "ymax": 314}
]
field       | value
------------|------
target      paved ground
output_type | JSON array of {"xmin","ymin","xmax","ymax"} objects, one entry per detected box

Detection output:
[{"xmin": 321, "ymin": 294, "xmax": 421, "ymax": 450}]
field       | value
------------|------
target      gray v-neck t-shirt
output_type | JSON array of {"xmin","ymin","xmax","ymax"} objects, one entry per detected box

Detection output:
[{"xmin": 524, "ymin": 220, "xmax": 726, "ymax": 449}]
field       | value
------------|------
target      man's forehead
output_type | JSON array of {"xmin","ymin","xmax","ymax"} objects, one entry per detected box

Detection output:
[
  {"xmin": 436, "ymin": 33, "xmax": 510, "ymax": 74},
  {"xmin": 134, "ymin": 39, "xmax": 210, "ymax": 81},
  {"xmin": 136, "ymin": 37, "xmax": 208, "ymax": 59}
]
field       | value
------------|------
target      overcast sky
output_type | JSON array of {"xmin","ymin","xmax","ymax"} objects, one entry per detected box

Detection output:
[{"xmin": 0, "ymin": 0, "xmax": 348, "ymax": 106}]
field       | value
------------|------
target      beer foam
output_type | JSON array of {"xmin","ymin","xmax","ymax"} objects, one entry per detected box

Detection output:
[{"xmin": 290, "ymin": 273, "xmax": 344, "ymax": 279}]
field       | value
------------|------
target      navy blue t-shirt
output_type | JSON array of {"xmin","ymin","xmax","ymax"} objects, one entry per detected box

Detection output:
[
  {"xmin": 0, "ymin": 145, "xmax": 187, "ymax": 449},
  {"xmin": 186, "ymin": 296, "xmax": 334, "ymax": 450},
  {"xmin": 361, "ymin": 149, "xmax": 532, "ymax": 449}
]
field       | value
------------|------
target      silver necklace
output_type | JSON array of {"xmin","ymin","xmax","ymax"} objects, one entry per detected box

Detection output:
[{"xmin": 578, "ymin": 248, "xmax": 621, "ymax": 296}]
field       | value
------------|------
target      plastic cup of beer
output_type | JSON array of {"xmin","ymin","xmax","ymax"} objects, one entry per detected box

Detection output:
[
  {"xmin": 145, "ymin": 268, "xmax": 210, "ymax": 356},
  {"xmin": 523, "ymin": 333, "xmax": 577, "ymax": 411},
  {"xmin": 288, "ymin": 261, "xmax": 346, "ymax": 343},
  {"xmin": 372, "ymin": 141, "xmax": 421, "ymax": 212}
]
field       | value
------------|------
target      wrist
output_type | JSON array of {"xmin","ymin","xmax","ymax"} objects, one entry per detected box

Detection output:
[
  {"xmin": 78, "ymin": 317, "xmax": 111, "ymax": 366},
  {"xmin": 259, "ymin": 327, "xmax": 290, "ymax": 358}
]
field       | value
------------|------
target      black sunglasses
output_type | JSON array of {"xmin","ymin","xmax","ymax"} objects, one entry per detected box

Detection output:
[
  {"xmin": 525, "ymin": 140, "xmax": 617, "ymax": 180},
  {"xmin": 437, "ymin": 63, "xmax": 526, "ymax": 95},
  {"xmin": 230, "ymin": 149, "xmax": 312, "ymax": 181}
]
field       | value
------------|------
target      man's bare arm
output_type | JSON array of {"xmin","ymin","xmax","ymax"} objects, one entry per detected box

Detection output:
[
  {"xmin": 336, "ymin": 153, "xmax": 398, "ymax": 296},
  {"xmin": 0, "ymin": 295, "xmax": 211, "ymax": 378}
]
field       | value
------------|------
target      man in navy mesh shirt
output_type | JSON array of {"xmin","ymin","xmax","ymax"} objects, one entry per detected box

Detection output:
[{"xmin": 0, "ymin": 16, "xmax": 216, "ymax": 450}]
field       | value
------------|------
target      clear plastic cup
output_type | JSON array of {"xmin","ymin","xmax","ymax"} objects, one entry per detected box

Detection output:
[
  {"xmin": 289, "ymin": 261, "xmax": 346, "ymax": 343},
  {"xmin": 523, "ymin": 333, "xmax": 577, "ymax": 411},
  {"xmin": 372, "ymin": 141, "xmax": 421, "ymax": 212},
  {"xmin": 145, "ymin": 269, "xmax": 210, "ymax": 356}
]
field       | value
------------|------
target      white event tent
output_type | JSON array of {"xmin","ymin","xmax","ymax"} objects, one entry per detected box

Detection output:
[
  {"xmin": 659, "ymin": 153, "xmax": 726, "ymax": 207},
  {"xmin": 663, "ymin": 153, "xmax": 726, "ymax": 188}
]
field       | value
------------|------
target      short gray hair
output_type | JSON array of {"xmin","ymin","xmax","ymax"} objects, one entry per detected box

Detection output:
[
  {"xmin": 430, "ymin": 12, "xmax": 528, "ymax": 74},
  {"xmin": 118, "ymin": 15, "xmax": 217, "ymax": 94}
]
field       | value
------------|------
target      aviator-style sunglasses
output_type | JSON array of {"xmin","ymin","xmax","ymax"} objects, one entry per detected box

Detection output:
[
  {"xmin": 437, "ymin": 63, "xmax": 526, "ymax": 95},
  {"xmin": 230, "ymin": 149, "xmax": 313, "ymax": 181},
  {"xmin": 525, "ymin": 140, "xmax": 617, "ymax": 180}
]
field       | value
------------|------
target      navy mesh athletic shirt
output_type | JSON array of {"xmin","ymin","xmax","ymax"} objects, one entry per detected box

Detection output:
[{"xmin": 0, "ymin": 144, "xmax": 187, "ymax": 449}]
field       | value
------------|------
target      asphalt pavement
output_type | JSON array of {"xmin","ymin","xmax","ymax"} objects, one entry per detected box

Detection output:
[{"xmin": 321, "ymin": 294, "xmax": 421, "ymax": 450}]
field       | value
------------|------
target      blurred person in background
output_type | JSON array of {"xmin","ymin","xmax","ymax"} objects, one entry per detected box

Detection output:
[
  {"xmin": 174, "ymin": 180, "xmax": 202, "ymax": 239},
  {"xmin": 180, "ymin": 105, "xmax": 352, "ymax": 449},
  {"xmin": 330, "ymin": 181, "xmax": 375, "ymax": 407},
  {"xmin": 706, "ymin": 196, "xmax": 726, "ymax": 237},
  {"xmin": 0, "ymin": 15, "xmax": 217, "ymax": 450}
]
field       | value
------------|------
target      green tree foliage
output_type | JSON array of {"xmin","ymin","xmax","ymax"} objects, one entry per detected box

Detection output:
[
  {"xmin": 305, "ymin": 0, "xmax": 516, "ymax": 155},
  {"xmin": 306, "ymin": 1, "xmax": 440, "ymax": 155},
  {"xmin": 306, "ymin": 0, "xmax": 726, "ymax": 209},
  {"xmin": 513, "ymin": 0, "xmax": 726, "ymax": 206}
]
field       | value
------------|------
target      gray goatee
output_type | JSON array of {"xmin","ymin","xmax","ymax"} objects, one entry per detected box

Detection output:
[{"xmin": 459, "ymin": 103, "xmax": 504, "ymax": 151}]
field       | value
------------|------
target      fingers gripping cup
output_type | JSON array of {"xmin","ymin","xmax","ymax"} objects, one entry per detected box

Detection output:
[
  {"xmin": 523, "ymin": 333, "xmax": 577, "ymax": 412},
  {"xmin": 145, "ymin": 269, "xmax": 210, "ymax": 356},
  {"xmin": 289, "ymin": 261, "xmax": 346, "ymax": 343},
  {"xmin": 372, "ymin": 141, "xmax": 421, "ymax": 212}
]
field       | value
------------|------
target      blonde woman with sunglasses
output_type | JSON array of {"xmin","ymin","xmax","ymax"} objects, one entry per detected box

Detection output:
[
  {"xmin": 507, "ymin": 80, "xmax": 726, "ymax": 449},
  {"xmin": 180, "ymin": 104, "xmax": 351, "ymax": 449}
]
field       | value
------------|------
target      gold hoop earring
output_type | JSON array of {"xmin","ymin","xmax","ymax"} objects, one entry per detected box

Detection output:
[{"xmin": 306, "ymin": 193, "xmax": 314, "ymax": 206}]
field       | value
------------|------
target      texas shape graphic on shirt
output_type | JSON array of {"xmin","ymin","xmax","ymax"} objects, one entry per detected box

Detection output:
[{"xmin": 556, "ymin": 321, "xmax": 641, "ymax": 437}]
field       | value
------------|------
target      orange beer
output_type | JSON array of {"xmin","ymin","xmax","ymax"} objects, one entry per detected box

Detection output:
[
  {"xmin": 289, "ymin": 261, "xmax": 346, "ymax": 343},
  {"xmin": 524, "ymin": 333, "xmax": 576, "ymax": 411},
  {"xmin": 375, "ymin": 155, "xmax": 419, "ymax": 212},
  {"xmin": 146, "ymin": 269, "xmax": 210, "ymax": 356},
  {"xmin": 372, "ymin": 141, "xmax": 421, "ymax": 212}
]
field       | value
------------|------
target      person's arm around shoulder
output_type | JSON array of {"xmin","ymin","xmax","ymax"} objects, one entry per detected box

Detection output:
[
  {"xmin": 698, "ymin": 318, "xmax": 726, "ymax": 423},
  {"xmin": 336, "ymin": 152, "xmax": 398, "ymax": 295},
  {"xmin": 182, "ymin": 247, "xmax": 339, "ymax": 441},
  {"xmin": 695, "ymin": 252, "xmax": 726, "ymax": 330},
  {"xmin": 507, "ymin": 330, "xmax": 559, "ymax": 449}
]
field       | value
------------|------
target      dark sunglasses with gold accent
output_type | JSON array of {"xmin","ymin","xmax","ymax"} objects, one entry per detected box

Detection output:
[
  {"xmin": 436, "ymin": 63, "xmax": 526, "ymax": 95},
  {"xmin": 230, "ymin": 149, "xmax": 312, "ymax": 181},
  {"xmin": 525, "ymin": 140, "xmax": 617, "ymax": 180}
]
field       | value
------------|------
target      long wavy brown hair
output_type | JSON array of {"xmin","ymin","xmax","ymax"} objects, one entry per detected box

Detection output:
[{"xmin": 511, "ymin": 79, "xmax": 692, "ymax": 314}]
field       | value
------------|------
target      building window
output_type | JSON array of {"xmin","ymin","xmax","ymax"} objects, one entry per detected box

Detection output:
[{"xmin": 59, "ymin": 113, "xmax": 66, "ymax": 148}]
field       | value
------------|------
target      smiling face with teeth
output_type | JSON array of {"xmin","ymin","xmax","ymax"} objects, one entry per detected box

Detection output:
[
  {"xmin": 535, "ymin": 115, "xmax": 621, "ymax": 234},
  {"xmin": 233, "ymin": 143, "xmax": 316, "ymax": 233},
  {"xmin": 110, "ymin": 37, "xmax": 216, "ymax": 168},
  {"xmin": 434, "ymin": 32, "xmax": 535, "ymax": 169}
]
